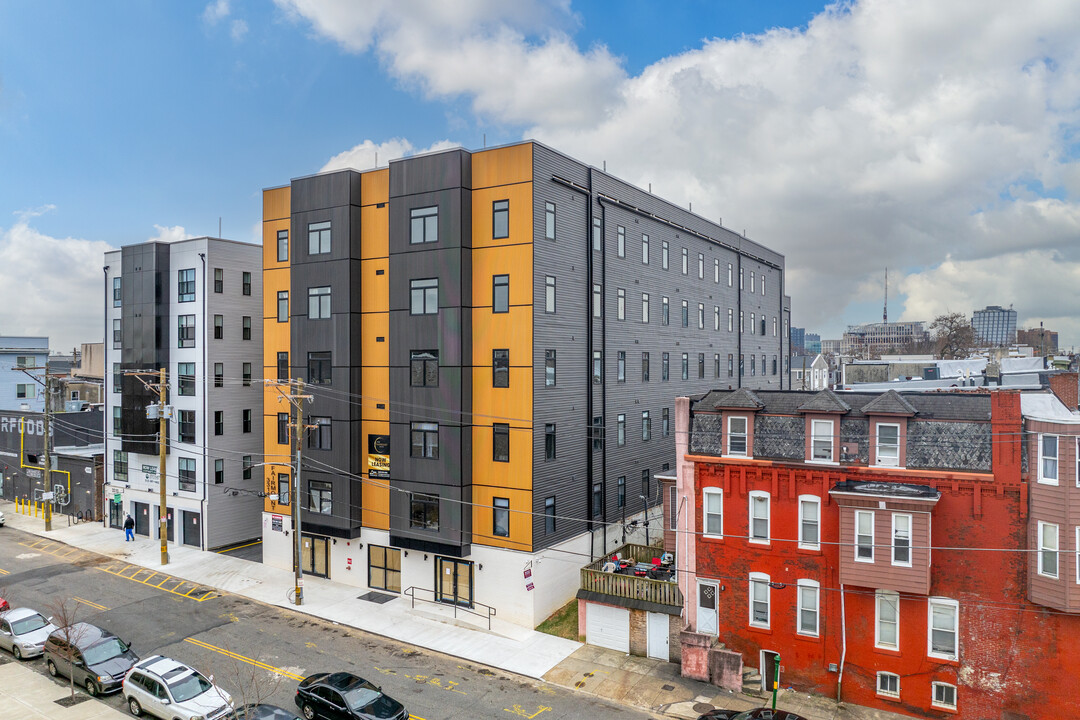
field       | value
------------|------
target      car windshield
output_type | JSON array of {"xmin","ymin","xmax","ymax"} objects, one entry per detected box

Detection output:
[
  {"xmin": 11, "ymin": 614, "xmax": 48, "ymax": 635},
  {"xmin": 341, "ymin": 680, "xmax": 381, "ymax": 711},
  {"xmin": 167, "ymin": 672, "xmax": 214, "ymax": 703},
  {"xmin": 730, "ymin": 713, "xmax": 756, "ymax": 720},
  {"xmin": 353, "ymin": 692, "xmax": 400, "ymax": 719},
  {"xmin": 82, "ymin": 638, "xmax": 128, "ymax": 665}
]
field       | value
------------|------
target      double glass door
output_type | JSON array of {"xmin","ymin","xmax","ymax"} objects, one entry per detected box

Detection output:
[
  {"xmin": 435, "ymin": 557, "xmax": 473, "ymax": 607},
  {"xmin": 301, "ymin": 535, "xmax": 329, "ymax": 578}
]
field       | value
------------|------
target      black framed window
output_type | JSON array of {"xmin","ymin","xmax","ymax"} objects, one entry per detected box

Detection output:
[
  {"xmin": 242, "ymin": 316, "xmax": 252, "ymax": 340},
  {"xmin": 545, "ymin": 423, "xmax": 556, "ymax": 460},
  {"xmin": 114, "ymin": 450, "xmax": 128, "ymax": 483},
  {"xmin": 593, "ymin": 283, "xmax": 601, "ymax": 317},
  {"xmin": 492, "ymin": 199, "xmax": 509, "ymax": 239},
  {"xmin": 642, "ymin": 352, "xmax": 650, "ymax": 381},
  {"xmin": 617, "ymin": 351, "xmax": 625, "ymax": 382},
  {"xmin": 308, "ymin": 480, "xmax": 332, "ymax": 514},
  {"xmin": 545, "ymin": 349, "xmax": 556, "ymax": 387},
  {"xmin": 681, "ymin": 247, "xmax": 688, "ymax": 274},
  {"xmin": 214, "ymin": 411, "xmax": 223, "ymax": 436},
  {"xmin": 410, "ymin": 350, "xmax": 439, "ymax": 387},
  {"xmin": 410, "ymin": 493, "xmax": 439, "ymax": 530},
  {"xmin": 642, "ymin": 233, "xmax": 649, "ymax": 264},
  {"xmin": 493, "ymin": 497, "xmax": 510, "ymax": 537},
  {"xmin": 642, "ymin": 410, "xmax": 651, "ymax": 441},
  {"xmin": 242, "ymin": 362, "xmax": 252, "ymax": 386},
  {"xmin": 410, "ymin": 422, "xmax": 439, "ymax": 459},
  {"xmin": 662, "ymin": 352, "xmax": 669, "ymax": 381},
  {"xmin": 544, "ymin": 497, "xmax": 556, "ymax": 534},
  {"xmin": 663, "ymin": 407, "xmax": 670, "ymax": 437},
  {"xmin": 214, "ymin": 459, "xmax": 224, "ymax": 484},
  {"xmin": 113, "ymin": 319, "xmax": 121, "ymax": 348},
  {"xmin": 662, "ymin": 240, "xmax": 669, "ymax": 269},
  {"xmin": 178, "ymin": 268, "xmax": 195, "ymax": 302},
  {"xmin": 277, "ymin": 229, "xmax": 289, "ymax": 262},
  {"xmin": 410, "ymin": 206, "xmax": 438, "ymax": 244},
  {"xmin": 113, "ymin": 362, "xmax": 123, "ymax": 393},
  {"xmin": 617, "ymin": 414, "xmax": 626, "ymax": 446},
  {"xmin": 493, "ymin": 349, "xmax": 509, "ymax": 388},
  {"xmin": 592, "ymin": 415, "xmax": 603, "ymax": 450},
  {"xmin": 592, "ymin": 350, "xmax": 602, "ymax": 384},
  {"xmin": 214, "ymin": 363, "xmax": 224, "ymax": 388},
  {"xmin": 618, "ymin": 476, "xmax": 626, "ymax": 507},
  {"xmin": 277, "ymin": 475, "xmax": 290, "ymax": 505},
  {"xmin": 728, "ymin": 354, "xmax": 734, "ymax": 377},
  {"xmin": 178, "ymin": 410, "xmax": 196, "ymax": 444},
  {"xmin": 617, "ymin": 225, "xmax": 625, "ymax": 257},
  {"xmin": 242, "ymin": 271, "xmax": 252, "ymax": 296},
  {"xmin": 242, "ymin": 409, "xmax": 252, "ymax": 434},
  {"xmin": 112, "ymin": 406, "xmax": 121, "ymax": 435},
  {"xmin": 214, "ymin": 268, "xmax": 223, "ymax": 293},
  {"xmin": 308, "ymin": 417, "xmax": 331, "ymax": 449},
  {"xmin": 662, "ymin": 296, "xmax": 669, "ymax": 326},
  {"xmin": 112, "ymin": 277, "xmax": 122, "ymax": 306},
  {"xmin": 277, "ymin": 291, "xmax": 289, "ymax": 322},
  {"xmin": 277, "ymin": 352, "xmax": 289, "ymax": 381},
  {"xmin": 592, "ymin": 482, "xmax": 603, "ymax": 517},
  {"xmin": 307, "ymin": 351, "xmax": 332, "ymax": 385},
  {"xmin": 740, "ymin": 354, "xmax": 745, "ymax": 377},
  {"xmin": 492, "ymin": 274, "xmax": 509, "ymax": 313},
  {"xmin": 493, "ymin": 423, "xmax": 510, "ymax": 462},
  {"xmin": 545, "ymin": 202, "xmax": 556, "ymax": 241},
  {"xmin": 617, "ymin": 288, "xmax": 625, "ymax": 320},
  {"xmin": 545, "ymin": 276, "xmax": 556, "ymax": 313},
  {"xmin": 714, "ymin": 353, "xmax": 721, "ymax": 378},
  {"xmin": 178, "ymin": 315, "xmax": 195, "ymax": 348},
  {"xmin": 681, "ymin": 352, "xmax": 689, "ymax": 380},
  {"xmin": 277, "ymin": 413, "xmax": 289, "ymax": 445},
  {"xmin": 410, "ymin": 278, "xmax": 438, "ymax": 315},
  {"xmin": 178, "ymin": 457, "xmax": 196, "ymax": 492},
  {"xmin": 642, "ymin": 469, "xmax": 651, "ymax": 504},
  {"xmin": 698, "ymin": 352, "xmax": 705, "ymax": 379},
  {"xmin": 308, "ymin": 221, "xmax": 331, "ymax": 254},
  {"xmin": 773, "ymin": 356, "xmax": 778, "ymax": 375},
  {"xmin": 242, "ymin": 456, "xmax": 252, "ymax": 480},
  {"xmin": 681, "ymin": 300, "xmax": 688, "ymax": 328},
  {"xmin": 308, "ymin": 287, "xmax": 331, "ymax": 319},
  {"xmin": 213, "ymin": 315, "xmax": 223, "ymax": 339},
  {"xmin": 592, "ymin": 217, "xmax": 601, "ymax": 251},
  {"xmin": 178, "ymin": 362, "xmax": 195, "ymax": 396}
]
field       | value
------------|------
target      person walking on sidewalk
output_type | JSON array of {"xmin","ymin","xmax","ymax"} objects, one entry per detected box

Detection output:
[{"xmin": 124, "ymin": 513, "xmax": 135, "ymax": 541}]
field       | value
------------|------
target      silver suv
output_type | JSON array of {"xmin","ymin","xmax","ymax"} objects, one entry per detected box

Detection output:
[{"xmin": 122, "ymin": 655, "xmax": 233, "ymax": 720}]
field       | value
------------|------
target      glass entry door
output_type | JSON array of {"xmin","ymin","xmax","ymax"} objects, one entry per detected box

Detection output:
[
  {"xmin": 435, "ymin": 557, "xmax": 473, "ymax": 607},
  {"xmin": 301, "ymin": 535, "xmax": 329, "ymax": 578}
]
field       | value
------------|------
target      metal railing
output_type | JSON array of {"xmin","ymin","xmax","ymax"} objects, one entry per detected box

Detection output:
[
  {"xmin": 403, "ymin": 586, "xmax": 496, "ymax": 630},
  {"xmin": 580, "ymin": 543, "xmax": 683, "ymax": 608}
]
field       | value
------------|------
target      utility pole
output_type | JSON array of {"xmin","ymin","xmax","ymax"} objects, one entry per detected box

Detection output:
[
  {"xmin": 129, "ymin": 369, "xmax": 171, "ymax": 565},
  {"xmin": 267, "ymin": 378, "xmax": 312, "ymax": 606},
  {"xmin": 43, "ymin": 362, "xmax": 52, "ymax": 532}
]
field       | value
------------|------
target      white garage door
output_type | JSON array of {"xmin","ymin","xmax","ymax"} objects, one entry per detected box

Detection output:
[{"xmin": 585, "ymin": 603, "xmax": 630, "ymax": 653}]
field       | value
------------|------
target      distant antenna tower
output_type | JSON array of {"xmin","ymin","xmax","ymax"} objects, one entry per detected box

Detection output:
[{"xmin": 883, "ymin": 267, "xmax": 888, "ymax": 324}]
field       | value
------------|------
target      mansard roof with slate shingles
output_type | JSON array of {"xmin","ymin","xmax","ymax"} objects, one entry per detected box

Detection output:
[
  {"xmin": 689, "ymin": 389, "xmax": 991, "ymax": 422},
  {"xmin": 796, "ymin": 388, "xmax": 851, "ymax": 414},
  {"xmin": 708, "ymin": 387, "xmax": 765, "ymax": 410},
  {"xmin": 861, "ymin": 389, "xmax": 918, "ymax": 416}
]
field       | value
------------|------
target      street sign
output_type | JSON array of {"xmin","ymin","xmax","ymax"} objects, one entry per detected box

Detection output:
[{"xmin": 41, "ymin": 491, "xmax": 54, "ymax": 501}]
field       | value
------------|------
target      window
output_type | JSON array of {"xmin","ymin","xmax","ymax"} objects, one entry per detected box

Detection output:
[
  {"xmin": 213, "ymin": 268, "xmax": 223, "ymax": 293},
  {"xmin": 662, "ymin": 352, "xmax": 669, "ymax": 381},
  {"xmin": 113, "ymin": 450, "xmax": 128, "ymax": 483},
  {"xmin": 410, "ymin": 206, "xmax": 438, "ymax": 244},
  {"xmin": 369, "ymin": 546, "xmax": 401, "ymax": 593},
  {"xmin": 242, "ymin": 456, "xmax": 252, "ymax": 480},
  {"xmin": 592, "ymin": 217, "xmax": 601, "ymax": 251},
  {"xmin": 728, "ymin": 308, "xmax": 734, "ymax": 332},
  {"xmin": 641, "ymin": 469, "xmax": 650, "ymax": 505},
  {"xmin": 713, "ymin": 306, "xmax": 719, "ymax": 331},
  {"xmin": 714, "ymin": 353, "xmax": 721, "ymax": 378},
  {"xmin": 592, "ymin": 283, "xmax": 602, "ymax": 317},
  {"xmin": 728, "ymin": 354, "xmax": 734, "ymax": 377},
  {"xmin": 242, "ymin": 271, "xmax": 252, "ymax": 296},
  {"xmin": 877, "ymin": 672, "xmax": 899, "ymax": 698},
  {"xmin": 544, "ymin": 497, "xmax": 556, "ymax": 533},
  {"xmin": 773, "ymin": 316, "xmax": 777, "ymax": 336},
  {"xmin": 113, "ymin": 319, "xmax": 122, "ymax": 348},
  {"xmin": 681, "ymin": 247, "xmax": 688, "ymax": 274},
  {"xmin": 662, "ymin": 240, "xmax": 669, "ymax": 269},
  {"xmin": 410, "ymin": 422, "xmax": 439, "ymax": 459},
  {"xmin": 410, "ymin": 278, "xmax": 438, "ymax": 314},
  {"xmin": 749, "ymin": 573, "xmax": 770, "ymax": 628},
  {"xmin": 799, "ymin": 496, "xmax": 820, "ymax": 549},
  {"xmin": 308, "ymin": 221, "xmax": 331, "ymax": 254},
  {"xmin": 739, "ymin": 354, "xmax": 744, "ymax": 376},
  {"xmin": 662, "ymin": 296, "xmax": 669, "ymax": 325},
  {"xmin": 662, "ymin": 407, "xmax": 670, "ymax": 437},
  {"xmin": 277, "ymin": 413, "xmax": 289, "ymax": 445},
  {"xmin": 740, "ymin": 267, "xmax": 744, "ymax": 290},
  {"xmin": 493, "ymin": 423, "xmax": 510, "ymax": 462},
  {"xmin": 545, "ymin": 423, "xmax": 556, "ymax": 460},
  {"xmin": 797, "ymin": 580, "xmax": 820, "ymax": 636},
  {"xmin": 491, "ymin": 200, "xmax": 509, "ymax": 239},
  {"xmin": 932, "ymin": 682, "xmax": 957, "ymax": 710},
  {"xmin": 856, "ymin": 510, "xmax": 875, "ymax": 561},
  {"xmin": 1040, "ymin": 434, "xmax": 1058, "ymax": 484},
  {"xmin": 893, "ymin": 513, "xmax": 912, "ymax": 566},
  {"xmin": 642, "ymin": 233, "xmax": 649, "ymax": 264},
  {"xmin": 178, "ymin": 410, "xmax": 196, "ymax": 444},
  {"xmin": 242, "ymin": 316, "xmax": 251, "ymax": 340},
  {"xmin": 772, "ymin": 356, "xmax": 777, "ymax": 375},
  {"xmin": 309, "ymin": 480, "xmax": 332, "ymax": 514},
  {"xmin": 410, "ymin": 350, "xmax": 438, "ymax": 387},
  {"xmin": 760, "ymin": 317, "xmax": 766, "ymax": 335},
  {"xmin": 592, "ymin": 416, "xmax": 604, "ymax": 450},
  {"xmin": 214, "ymin": 459, "xmax": 224, "ymax": 484},
  {"xmin": 592, "ymin": 482, "xmax": 603, "ymax": 517},
  {"xmin": 617, "ymin": 351, "xmax": 625, "ymax": 382},
  {"xmin": 698, "ymin": 252, "xmax": 704, "ymax": 279},
  {"xmin": 308, "ymin": 286, "xmax": 331, "ymax": 319},
  {"xmin": 112, "ymin": 406, "xmax": 121, "ymax": 435},
  {"xmin": 177, "ymin": 315, "xmax": 195, "ymax": 348},
  {"xmin": 278, "ymin": 475, "xmax": 290, "ymax": 505},
  {"xmin": 749, "ymin": 312, "xmax": 755, "ymax": 335},
  {"xmin": 242, "ymin": 408, "xmax": 252, "ymax": 433},
  {"xmin": 242, "ymin": 362, "xmax": 252, "ymax": 386},
  {"xmin": 213, "ymin": 315, "xmax": 223, "ymax": 339},
  {"xmin": 178, "ymin": 363, "xmax": 195, "ymax": 396},
  {"xmin": 16, "ymin": 383, "xmax": 35, "ymax": 399},
  {"xmin": 750, "ymin": 271, "xmax": 755, "ymax": 293},
  {"xmin": 277, "ymin": 229, "xmax": 289, "ymax": 262},
  {"xmin": 713, "ymin": 258, "xmax": 719, "ymax": 283},
  {"xmin": 811, "ymin": 419, "xmax": 834, "ymax": 462},
  {"xmin": 642, "ymin": 352, "xmax": 650, "ymax": 381},
  {"xmin": 618, "ymin": 476, "xmax": 626, "ymax": 508},
  {"xmin": 592, "ymin": 350, "xmax": 602, "ymax": 384},
  {"xmin": 698, "ymin": 353, "xmax": 705, "ymax": 379},
  {"xmin": 740, "ymin": 310, "xmax": 744, "ymax": 333},
  {"xmin": 545, "ymin": 276, "xmax": 556, "ymax": 313},
  {"xmin": 492, "ymin": 349, "xmax": 509, "ymax": 388},
  {"xmin": 214, "ymin": 411, "xmax": 223, "ymax": 436},
  {"xmin": 727, "ymin": 416, "xmax": 747, "ymax": 456},
  {"xmin": 928, "ymin": 598, "xmax": 958, "ymax": 659},
  {"xmin": 617, "ymin": 225, "xmax": 625, "ymax": 257},
  {"xmin": 410, "ymin": 494, "xmax": 439, "ymax": 530},
  {"xmin": 492, "ymin": 274, "xmax": 509, "ymax": 313},
  {"xmin": 703, "ymin": 488, "xmax": 723, "ymax": 537},
  {"xmin": 617, "ymin": 288, "xmax": 625, "ymax": 320},
  {"xmin": 545, "ymin": 202, "xmax": 556, "ymax": 241},
  {"xmin": 178, "ymin": 457, "xmax": 196, "ymax": 493},
  {"xmin": 277, "ymin": 352, "xmax": 289, "ymax": 381},
  {"xmin": 276, "ymin": 290, "xmax": 289, "ymax": 322},
  {"xmin": 642, "ymin": 293, "xmax": 649, "ymax": 323},
  {"xmin": 1038, "ymin": 521, "xmax": 1059, "ymax": 577},
  {"xmin": 493, "ymin": 497, "xmax": 510, "ymax": 537},
  {"xmin": 112, "ymin": 277, "xmax": 122, "ymax": 306},
  {"xmin": 761, "ymin": 276, "xmax": 766, "ymax": 296},
  {"xmin": 545, "ymin": 349, "xmax": 556, "ymax": 386},
  {"xmin": 749, "ymin": 491, "xmax": 769, "ymax": 543},
  {"xmin": 214, "ymin": 363, "xmax": 224, "ymax": 388},
  {"xmin": 681, "ymin": 352, "xmax": 688, "ymax": 380},
  {"xmin": 876, "ymin": 590, "xmax": 899, "ymax": 649},
  {"xmin": 727, "ymin": 262, "xmax": 733, "ymax": 286},
  {"xmin": 681, "ymin": 300, "xmax": 688, "ymax": 328},
  {"xmin": 309, "ymin": 417, "xmax": 332, "ymax": 450},
  {"xmin": 178, "ymin": 268, "xmax": 195, "ymax": 302},
  {"xmin": 698, "ymin": 303, "xmax": 705, "ymax": 329},
  {"xmin": 617, "ymin": 414, "xmax": 626, "ymax": 446}
]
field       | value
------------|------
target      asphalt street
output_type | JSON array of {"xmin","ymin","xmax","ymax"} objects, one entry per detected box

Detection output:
[{"xmin": 0, "ymin": 525, "xmax": 655, "ymax": 720}]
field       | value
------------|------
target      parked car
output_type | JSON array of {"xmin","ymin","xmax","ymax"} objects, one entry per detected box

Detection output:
[
  {"xmin": 0, "ymin": 509, "xmax": 6, "ymax": 526},
  {"xmin": 295, "ymin": 672, "xmax": 408, "ymax": 720},
  {"xmin": 698, "ymin": 709, "xmax": 808, "ymax": 720},
  {"xmin": 0, "ymin": 607, "xmax": 58, "ymax": 659},
  {"xmin": 234, "ymin": 705, "xmax": 303, "ymax": 720},
  {"xmin": 43, "ymin": 622, "xmax": 139, "ymax": 696},
  {"xmin": 122, "ymin": 655, "xmax": 233, "ymax": 720},
  {"xmin": 0, "ymin": 596, "xmax": 9, "ymax": 613}
]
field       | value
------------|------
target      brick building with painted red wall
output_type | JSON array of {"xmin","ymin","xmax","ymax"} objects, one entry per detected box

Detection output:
[{"xmin": 676, "ymin": 386, "xmax": 1080, "ymax": 719}]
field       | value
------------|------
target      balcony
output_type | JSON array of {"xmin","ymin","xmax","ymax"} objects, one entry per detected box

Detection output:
[{"xmin": 579, "ymin": 543, "xmax": 682, "ymax": 609}]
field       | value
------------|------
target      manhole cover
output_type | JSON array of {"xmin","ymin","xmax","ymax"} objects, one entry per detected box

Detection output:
[
  {"xmin": 692, "ymin": 703, "xmax": 715, "ymax": 714},
  {"xmin": 357, "ymin": 592, "xmax": 395, "ymax": 604},
  {"xmin": 661, "ymin": 684, "xmax": 675, "ymax": 692}
]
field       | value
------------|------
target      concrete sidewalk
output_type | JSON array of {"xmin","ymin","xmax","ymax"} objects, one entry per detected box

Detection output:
[{"xmin": 0, "ymin": 661, "xmax": 128, "ymax": 720}]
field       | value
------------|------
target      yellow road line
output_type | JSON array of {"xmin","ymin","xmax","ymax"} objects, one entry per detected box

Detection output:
[
  {"xmin": 95, "ymin": 566, "xmax": 222, "ymax": 602},
  {"xmin": 215, "ymin": 540, "xmax": 262, "ymax": 553},
  {"xmin": 0, "ymin": 568, "xmax": 9, "ymax": 575},
  {"xmin": 73, "ymin": 597, "xmax": 108, "ymax": 611},
  {"xmin": 182, "ymin": 638, "xmax": 304, "ymax": 681}
]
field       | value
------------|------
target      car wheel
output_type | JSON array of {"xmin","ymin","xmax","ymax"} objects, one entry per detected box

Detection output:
[
  {"xmin": 85, "ymin": 679, "xmax": 99, "ymax": 697},
  {"xmin": 47, "ymin": 660, "xmax": 58, "ymax": 677},
  {"xmin": 12, "ymin": 646, "xmax": 22, "ymax": 660},
  {"xmin": 128, "ymin": 696, "xmax": 143, "ymax": 716},
  {"xmin": 302, "ymin": 703, "xmax": 317, "ymax": 720}
]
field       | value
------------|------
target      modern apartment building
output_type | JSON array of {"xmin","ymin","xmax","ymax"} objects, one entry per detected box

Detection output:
[
  {"xmin": 104, "ymin": 238, "xmax": 263, "ymax": 549},
  {"xmin": 260, "ymin": 141, "xmax": 790, "ymax": 627},
  {"xmin": 970, "ymin": 305, "xmax": 1016, "ymax": 346},
  {"xmin": 0, "ymin": 336, "xmax": 49, "ymax": 412}
]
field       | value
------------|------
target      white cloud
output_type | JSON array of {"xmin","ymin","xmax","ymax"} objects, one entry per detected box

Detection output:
[
  {"xmin": 230, "ymin": 19, "xmax": 249, "ymax": 41},
  {"xmin": 320, "ymin": 137, "xmax": 459, "ymax": 173},
  {"xmin": 147, "ymin": 224, "xmax": 196, "ymax": 243},
  {"xmin": 280, "ymin": 0, "xmax": 1080, "ymax": 344},
  {"xmin": 202, "ymin": 0, "xmax": 230, "ymax": 26}
]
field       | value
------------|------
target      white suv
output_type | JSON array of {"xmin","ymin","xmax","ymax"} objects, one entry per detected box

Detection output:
[{"xmin": 122, "ymin": 655, "xmax": 233, "ymax": 720}]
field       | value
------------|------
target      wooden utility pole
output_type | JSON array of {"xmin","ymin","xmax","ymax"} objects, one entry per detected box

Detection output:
[
  {"xmin": 43, "ymin": 362, "xmax": 52, "ymax": 532},
  {"xmin": 158, "ymin": 367, "xmax": 168, "ymax": 565},
  {"xmin": 267, "ymin": 378, "xmax": 312, "ymax": 606}
]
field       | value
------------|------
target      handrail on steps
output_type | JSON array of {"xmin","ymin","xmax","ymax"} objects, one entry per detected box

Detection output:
[{"xmin": 403, "ymin": 586, "xmax": 496, "ymax": 630}]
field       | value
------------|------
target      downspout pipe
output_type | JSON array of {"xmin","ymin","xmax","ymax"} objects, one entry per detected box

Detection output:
[
  {"xmin": 103, "ymin": 265, "xmax": 109, "ymax": 527},
  {"xmin": 585, "ymin": 168, "xmax": 595, "ymax": 560},
  {"xmin": 199, "ymin": 251, "xmax": 207, "ymax": 550},
  {"xmin": 598, "ymin": 197, "xmax": 607, "ymax": 556},
  {"xmin": 837, "ymin": 582, "xmax": 847, "ymax": 702}
]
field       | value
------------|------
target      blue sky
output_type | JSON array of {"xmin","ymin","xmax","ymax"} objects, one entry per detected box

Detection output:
[{"xmin": 2, "ymin": 1, "xmax": 1078, "ymax": 350}]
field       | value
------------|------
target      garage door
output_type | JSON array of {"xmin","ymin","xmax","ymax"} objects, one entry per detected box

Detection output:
[{"xmin": 585, "ymin": 603, "xmax": 630, "ymax": 653}]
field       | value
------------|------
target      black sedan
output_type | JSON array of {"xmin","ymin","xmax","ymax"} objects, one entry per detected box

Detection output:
[
  {"xmin": 698, "ymin": 709, "xmax": 808, "ymax": 720},
  {"xmin": 295, "ymin": 672, "xmax": 408, "ymax": 720}
]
